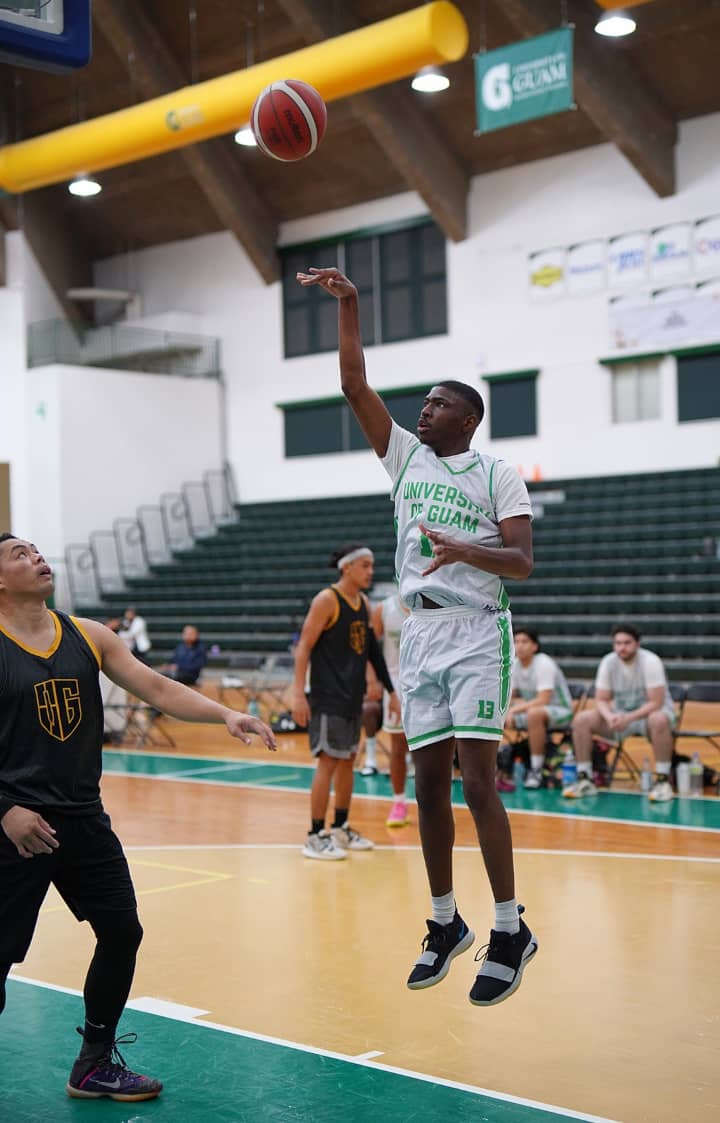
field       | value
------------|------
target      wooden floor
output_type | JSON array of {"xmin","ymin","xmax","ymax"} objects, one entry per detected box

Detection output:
[{"xmin": 6, "ymin": 693, "xmax": 720, "ymax": 1123}]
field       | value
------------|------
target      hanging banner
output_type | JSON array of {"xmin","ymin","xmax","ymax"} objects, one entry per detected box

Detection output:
[
  {"xmin": 528, "ymin": 247, "xmax": 566, "ymax": 299},
  {"xmin": 609, "ymin": 292, "xmax": 720, "ymax": 351},
  {"xmin": 567, "ymin": 240, "xmax": 605, "ymax": 294},
  {"xmin": 475, "ymin": 28, "xmax": 573, "ymax": 134},
  {"xmin": 650, "ymin": 223, "xmax": 691, "ymax": 280},
  {"xmin": 607, "ymin": 231, "xmax": 648, "ymax": 288},
  {"xmin": 693, "ymin": 215, "xmax": 720, "ymax": 275}
]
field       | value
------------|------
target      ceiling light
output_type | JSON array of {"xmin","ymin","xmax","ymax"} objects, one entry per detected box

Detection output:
[
  {"xmin": 594, "ymin": 11, "xmax": 637, "ymax": 37},
  {"xmin": 234, "ymin": 126, "xmax": 257, "ymax": 147},
  {"xmin": 411, "ymin": 66, "xmax": 449, "ymax": 93},
  {"xmin": 68, "ymin": 174, "xmax": 101, "ymax": 197}
]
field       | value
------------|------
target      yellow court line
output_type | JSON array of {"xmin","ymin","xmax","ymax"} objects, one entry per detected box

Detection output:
[{"xmin": 130, "ymin": 857, "xmax": 235, "ymax": 879}]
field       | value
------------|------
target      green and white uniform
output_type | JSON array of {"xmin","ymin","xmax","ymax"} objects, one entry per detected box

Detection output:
[
  {"xmin": 512, "ymin": 653, "xmax": 573, "ymax": 729},
  {"xmin": 380, "ymin": 422, "xmax": 532, "ymax": 749}
]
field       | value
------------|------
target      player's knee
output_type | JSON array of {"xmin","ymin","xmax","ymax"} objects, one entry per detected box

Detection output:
[
  {"xmin": 572, "ymin": 709, "xmax": 594, "ymax": 733},
  {"xmin": 93, "ymin": 909, "xmax": 144, "ymax": 954}
]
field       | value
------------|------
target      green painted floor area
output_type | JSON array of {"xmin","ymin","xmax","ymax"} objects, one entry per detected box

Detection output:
[
  {"xmin": 104, "ymin": 749, "xmax": 720, "ymax": 831},
  {"xmin": 1, "ymin": 981, "xmax": 604, "ymax": 1123}
]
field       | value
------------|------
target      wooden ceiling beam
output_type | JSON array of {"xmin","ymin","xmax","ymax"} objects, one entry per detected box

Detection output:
[
  {"xmin": 92, "ymin": 0, "xmax": 280, "ymax": 283},
  {"xmin": 275, "ymin": 0, "xmax": 469, "ymax": 241},
  {"xmin": 499, "ymin": 0, "xmax": 676, "ymax": 196}
]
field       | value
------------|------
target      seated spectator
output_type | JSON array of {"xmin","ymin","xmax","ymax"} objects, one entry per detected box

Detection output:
[
  {"xmin": 163, "ymin": 625, "xmax": 207, "ymax": 686},
  {"xmin": 565, "ymin": 623, "xmax": 676, "ymax": 803},
  {"xmin": 504, "ymin": 628, "xmax": 573, "ymax": 789},
  {"xmin": 120, "ymin": 606, "xmax": 152, "ymax": 664}
]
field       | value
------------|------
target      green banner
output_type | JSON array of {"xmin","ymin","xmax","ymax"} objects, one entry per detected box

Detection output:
[{"xmin": 475, "ymin": 27, "xmax": 574, "ymax": 134}]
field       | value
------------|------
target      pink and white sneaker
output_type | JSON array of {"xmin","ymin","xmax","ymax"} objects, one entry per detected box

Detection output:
[{"xmin": 386, "ymin": 799, "xmax": 409, "ymax": 827}]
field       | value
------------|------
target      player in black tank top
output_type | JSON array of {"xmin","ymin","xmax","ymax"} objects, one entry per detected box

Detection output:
[
  {"xmin": 292, "ymin": 543, "xmax": 398, "ymax": 860},
  {"xmin": 0, "ymin": 535, "xmax": 276, "ymax": 1102}
]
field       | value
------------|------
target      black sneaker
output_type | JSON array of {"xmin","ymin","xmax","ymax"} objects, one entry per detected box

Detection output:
[
  {"xmin": 407, "ymin": 910, "xmax": 475, "ymax": 990},
  {"xmin": 67, "ymin": 1030, "xmax": 163, "ymax": 1101},
  {"xmin": 469, "ymin": 905, "xmax": 538, "ymax": 1006}
]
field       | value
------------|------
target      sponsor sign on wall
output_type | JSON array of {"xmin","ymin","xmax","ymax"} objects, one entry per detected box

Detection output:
[
  {"xmin": 693, "ymin": 215, "xmax": 720, "ymax": 275},
  {"xmin": 650, "ymin": 223, "xmax": 691, "ymax": 280},
  {"xmin": 528, "ymin": 247, "xmax": 566, "ymax": 299},
  {"xmin": 607, "ymin": 232, "xmax": 648, "ymax": 288},
  {"xmin": 475, "ymin": 28, "xmax": 573, "ymax": 134},
  {"xmin": 566, "ymin": 240, "xmax": 605, "ymax": 294}
]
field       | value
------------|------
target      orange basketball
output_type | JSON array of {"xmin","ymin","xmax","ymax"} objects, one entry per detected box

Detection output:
[{"xmin": 250, "ymin": 79, "xmax": 327, "ymax": 162}]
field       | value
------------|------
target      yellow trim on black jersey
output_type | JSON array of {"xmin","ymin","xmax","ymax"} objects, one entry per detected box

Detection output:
[
  {"xmin": 70, "ymin": 616, "xmax": 102, "ymax": 669},
  {"xmin": 323, "ymin": 588, "xmax": 341, "ymax": 631},
  {"xmin": 0, "ymin": 609, "xmax": 61, "ymax": 658},
  {"xmin": 331, "ymin": 584, "xmax": 363, "ymax": 612}
]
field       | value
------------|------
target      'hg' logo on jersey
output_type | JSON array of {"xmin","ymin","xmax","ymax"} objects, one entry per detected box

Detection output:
[{"xmin": 34, "ymin": 679, "xmax": 82, "ymax": 741}]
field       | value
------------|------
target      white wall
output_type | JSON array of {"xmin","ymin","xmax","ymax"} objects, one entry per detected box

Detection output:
[
  {"xmin": 25, "ymin": 365, "xmax": 222, "ymax": 556},
  {"xmin": 0, "ymin": 233, "xmax": 30, "ymax": 534},
  {"xmin": 88, "ymin": 110, "xmax": 720, "ymax": 502}
]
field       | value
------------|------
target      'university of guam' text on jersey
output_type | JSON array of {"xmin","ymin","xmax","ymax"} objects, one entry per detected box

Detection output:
[
  {"xmin": 0, "ymin": 611, "xmax": 104, "ymax": 815},
  {"xmin": 380, "ymin": 422, "xmax": 532, "ymax": 611}
]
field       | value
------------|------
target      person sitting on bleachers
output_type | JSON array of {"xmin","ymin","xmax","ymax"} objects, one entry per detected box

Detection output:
[
  {"xmin": 564, "ymin": 623, "xmax": 676, "ymax": 803},
  {"xmin": 162, "ymin": 625, "xmax": 207, "ymax": 686},
  {"xmin": 504, "ymin": 629, "xmax": 573, "ymax": 789}
]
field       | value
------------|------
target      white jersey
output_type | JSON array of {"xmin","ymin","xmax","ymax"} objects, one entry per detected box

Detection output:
[
  {"xmin": 513, "ymin": 652, "xmax": 572, "ymax": 711},
  {"xmin": 379, "ymin": 593, "xmax": 409, "ymax": 675},
  {"xmin": 595, "ymin": 648, "xmax": 673, "ymax": 715},
  {"xmin": 380, "ymin": 421, "xmax": 532, "ymax": 611}
]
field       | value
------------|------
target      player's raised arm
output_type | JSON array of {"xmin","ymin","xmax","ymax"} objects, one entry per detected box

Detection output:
[{"xmin": 296, "ymin": 267, "xmax": 392, "ymax": 457}]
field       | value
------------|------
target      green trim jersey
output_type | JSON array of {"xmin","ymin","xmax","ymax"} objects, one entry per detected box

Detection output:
[
  {"xmin": 381, "ymin": 421, "xmax": 532, "ymax": 611},
  {"xmin": 513, "ymin": 653, "xmax": 572, "ymax": 712}
]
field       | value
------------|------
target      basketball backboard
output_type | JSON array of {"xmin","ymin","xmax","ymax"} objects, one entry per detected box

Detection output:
[{"xmin": 0, "ymin": 0, "xmax": 91, "ymax": 71}]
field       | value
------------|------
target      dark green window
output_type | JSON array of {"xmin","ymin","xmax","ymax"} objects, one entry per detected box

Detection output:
[
  {"xmin": 677, "ymin": 352, "xmax": 720, "ymax": 422},
  {"xmin": 280, "ymin": 220, "xmax": 447, "ymax": 358},
  {"xmin": 488, "ymin": 376, "xmax": 537, "ymax": 440},
  {"xmin": 282, "ymin": 388, "xmax": 429, "ymax": 458}
]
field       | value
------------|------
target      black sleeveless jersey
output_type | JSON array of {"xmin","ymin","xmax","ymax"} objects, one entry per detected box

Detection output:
[
  {"xmin": 309, "ymin": 586, "xmax": 370, "ymax": 717},
  {"xmin": 0, "ymin": 611, "xmax": 104, "ymax": 815}
]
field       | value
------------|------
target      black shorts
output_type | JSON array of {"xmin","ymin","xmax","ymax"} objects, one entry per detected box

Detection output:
[
  {"xmin": 0, "ymin": 810, "xmax": 137, "ymax": 963},
  {"xmin": 309, "ymin": 711, "xmax": 362, "ymax": 760}
]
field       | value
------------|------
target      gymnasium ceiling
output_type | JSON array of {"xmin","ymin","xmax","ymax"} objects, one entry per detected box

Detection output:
[{"xmin": 1, "ymin": 0, "xmax": 719, "ymax": 314}]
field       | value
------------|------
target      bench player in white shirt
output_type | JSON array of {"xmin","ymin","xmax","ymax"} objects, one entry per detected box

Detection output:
[
  {"xmin": 566, "ymin": 623, "xmax": 676, "ymax": 802},
  {"xmin": 505, "ymin": 628, "xmax": 573, "ymax": 789},
  {"xmin": 296, "ymin": 266, "xmax": 538, "ymax": 1008}
]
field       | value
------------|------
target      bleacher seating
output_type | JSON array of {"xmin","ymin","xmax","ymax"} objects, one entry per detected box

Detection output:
[{"xmin": 83, "ymin": 466, "xmax": 720, "ymax": 682}]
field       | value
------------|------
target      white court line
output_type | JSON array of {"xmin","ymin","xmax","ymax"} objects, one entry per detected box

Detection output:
[
  {"xmin": 152, "ymin": 761, "xmax": 258, "ymax": 780},
  {"xmin": 116, "ymin": 842, "xmax": 720, "ymax": 863},
  {"xmin": 6, "ymin": 974, "xmax": 621, "ymax": 1123}
]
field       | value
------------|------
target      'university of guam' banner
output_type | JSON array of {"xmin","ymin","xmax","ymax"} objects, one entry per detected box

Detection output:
[{"xmin": 475, "ymin": 28, "xmax": 574, "ymax": 135}]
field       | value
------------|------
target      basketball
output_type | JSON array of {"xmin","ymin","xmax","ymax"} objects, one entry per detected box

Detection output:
[{"xmin": 250, "ymin": 79, "xmax": 327, "ymax": 162}]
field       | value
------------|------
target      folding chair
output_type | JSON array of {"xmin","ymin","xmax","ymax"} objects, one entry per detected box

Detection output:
[
  {"xmin": 217, "ymin": 653, "xmax": 265, "ymax": 704},
  {"xmin": 104, "ymin": 702, "xmax": 176, "ymax": 749},
  {"xmin": 674, "ymin": 681, "xmax": 720, "ymax": 759},
  {"xmin": 547, "ymin": 680, "xmax": 588, "ymax": 750}
]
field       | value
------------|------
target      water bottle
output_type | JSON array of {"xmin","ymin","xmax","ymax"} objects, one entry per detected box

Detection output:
[
  {"xmin": 561, "ymin": 749, "xmax": 577, "ymax": 789},
  {"xmin": 512, "ymin": 757, "xmax": 526, "ymax": 786},
  {"xmin": 247, "ymin": 697, "xmax": 260, "ymax": 718},
  {"xmin": 640, "ymin": 757, "xmax": 653, "ymax": 794},
  {"xmin": 689, "ymin": 752, "xmax": 704, "ymax": 798}
]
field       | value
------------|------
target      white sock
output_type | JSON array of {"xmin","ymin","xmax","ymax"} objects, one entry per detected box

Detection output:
[
  {"xmin": 431, "ymin": 890, "xmax": 456, "ymax": 925},
  {"xmin": 577, "ymin": 764, "xmax": 592, "ymax": 779},
  {"xmin": 530, "ymin": 754, "xmax": 544, "ymax": 772},
  {"xmin": 392, "ymin": 789, "xmax": 405, "ymax": 801},
  {"xmin": 495, "ymin": 898, "xmax": 520, "ymax": 934},
  {"xmin": 364, "ymin": 737, "xmax": 377, "ymax": 767},
  {"xmin": 655, "ymin": 762, "xmax": 671, "ymax": 777}
]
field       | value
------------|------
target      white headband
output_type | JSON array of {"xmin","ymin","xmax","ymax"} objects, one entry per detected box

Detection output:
[{"xmin": 337, "ymin": 547, "xmax": 374, "ymax": 570}]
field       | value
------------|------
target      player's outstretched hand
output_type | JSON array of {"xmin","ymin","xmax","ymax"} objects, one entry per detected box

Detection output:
[
  {"xmin": 296, "ymin": 267, "xmax": 357, "ymax": 300},
  {"xmin": 225, "ymin": 712, "xmax": 277, "ymax": 750},
  {"xmin": 1, "ymin": 806, "xmax": 59, "ymax": 859},
  {"xmin": 419, "ymin": 522, "xmax": 468, "ymax": 576}
]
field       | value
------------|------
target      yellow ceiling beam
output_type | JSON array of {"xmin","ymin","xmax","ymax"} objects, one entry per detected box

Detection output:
[{"xmin": 0, "ymin": 2, "xmax": 467, "ymax": 194}]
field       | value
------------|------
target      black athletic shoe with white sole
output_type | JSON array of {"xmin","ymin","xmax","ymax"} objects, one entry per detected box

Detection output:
[
  {"xmin": 469, "ymin": 905, "xmax": 537, "ymax": 1006},
  {"xmin": 406, "ymin": 910, "xmax": 475, "ymax": 990}
]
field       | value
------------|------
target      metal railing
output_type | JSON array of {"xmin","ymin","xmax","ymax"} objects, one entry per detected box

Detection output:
[
  {"xmin": 65, "ymin": 464, "xmax": 237, "ymax": 606},
  {"xmin": 27, "ymin": 319, "xmax": 221, "ymax": 379}
]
